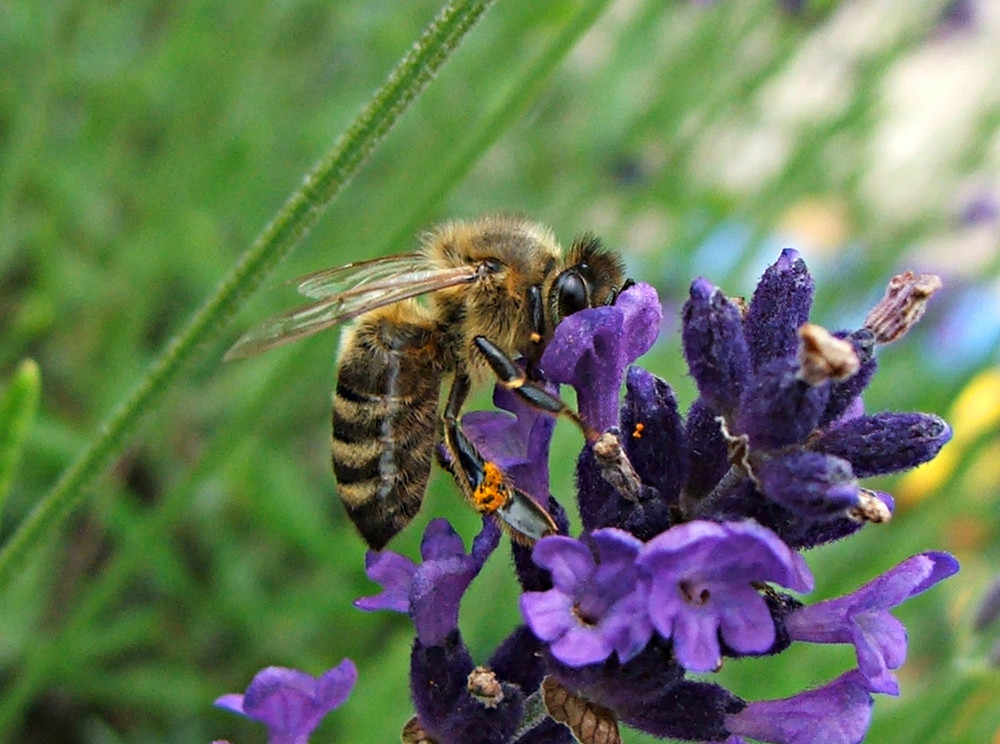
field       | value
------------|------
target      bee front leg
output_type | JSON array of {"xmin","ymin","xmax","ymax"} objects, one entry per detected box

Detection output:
[
  {"xmin": 525, "ymin": 284, "xmax": 546, "ymax": 378},
  {"xmin": 441, "ymin": 372, "xmax": 558, "ymax": 543},
  {"xmin": 472, "ymin": 335, "xmax": 598, "ymax": 442}
]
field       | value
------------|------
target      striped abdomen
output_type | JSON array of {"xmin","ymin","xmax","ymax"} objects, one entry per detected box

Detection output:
[{"xmin": 331, "ymin": 314, "xmax": 447, "ymax": 549}]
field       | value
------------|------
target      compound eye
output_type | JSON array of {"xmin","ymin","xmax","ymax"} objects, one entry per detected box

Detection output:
[{"xmin": 555, "ymin": 271, "xmax": 589, "ymax": 319}]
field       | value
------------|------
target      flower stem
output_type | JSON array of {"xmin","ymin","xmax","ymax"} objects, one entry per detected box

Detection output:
[
  {"xmin": 0, "ymin": 0, "xmax": 497, "ymax": 592},
  {"xmin": 0, "ymin": 359, "xmax": 40, "ymax": 528}
]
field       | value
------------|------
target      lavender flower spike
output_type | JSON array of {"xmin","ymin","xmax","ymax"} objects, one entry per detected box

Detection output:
[
  {"xmin": 637, "ymin": 520, "xmax": 813, "ymax": 672},
  {"xmin": 355, "ymin": 518, "xmax": 500, "ymax": 646},
  {"xmin": 520, "ymin": 528, "xmax": 652, "ymax": 667},
  {"xmin": 215, "ymin": 660, "xmax": 357, "ymax": 744},
  {"xmin": 784, "ymin": 551, "xmax": 959, "ymax": 695},
  {"xmin": 725, "ymin": 669, "xmax": 873, "ymax": 744}
]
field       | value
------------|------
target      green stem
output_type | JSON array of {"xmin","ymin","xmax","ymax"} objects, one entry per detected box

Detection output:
[
  {"xmin": 0, "ymin": 359, "xmax": 41, "ymax": 527},
  {"xmin": 0, "ymin": 0, "xmax": 497, "ymax": 592}
]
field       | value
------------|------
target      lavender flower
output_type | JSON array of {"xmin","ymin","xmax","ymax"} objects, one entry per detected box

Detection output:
[
  {"xmin": 355, "ymin": 517, "xmax": 499, "ymax": 646},
  {"xmin": 519, "ymin": 528, "xmax": 651, "ymax": 667},
  {"xmin": 637, "ymin": 520, "xmax": 813, "ymax": 672},
  {"xmin": 345, "ymin": 256, "xmax": 957, "ymax": 744},
  {"xmin": 725, "ymin": 670, "xmax": 874, "ymax": 744},
  {"xmin": 540, "ymin": 281, "xmax": 662, "ymax": 432},
  {"xmin": 784, "ymin": 552, "xmax": 960, "ymax": 694},
  {"xmin": 215, "ymin": 660, "xmax": 357, "ymax": 744}
]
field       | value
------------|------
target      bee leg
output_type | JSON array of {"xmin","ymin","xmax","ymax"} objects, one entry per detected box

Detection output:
[
  {"xmin": 472, "ymin": 335, "xmax": 598, "ymax": 442},
  {"xmin": 605, "ymin": 277, "xmax": 636, "ymax": 305},
  {"xmin": 525, "ymin": 284, "xmax": 546, "ymax": 379},
  {"xmin": 441, "ymin": 372, "xmax": 558, "ymax": 542}
]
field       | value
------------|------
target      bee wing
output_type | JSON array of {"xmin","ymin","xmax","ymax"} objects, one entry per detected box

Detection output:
[
  {"xmin": 225, "ymin": 263, "xmax": 479, "ymax": 360},
  {"xmin": 293, "ymin": 252, "xmax": 426, "ymax": 299}
]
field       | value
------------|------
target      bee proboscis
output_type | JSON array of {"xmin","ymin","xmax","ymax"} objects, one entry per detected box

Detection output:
[{"xmin": 227, "ymin": 215, "xmax": 627, "ymax": 549}]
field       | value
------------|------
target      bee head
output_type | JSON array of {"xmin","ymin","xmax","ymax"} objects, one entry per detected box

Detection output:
[{"xmin": 550, "ymin": 234, "xmax": 626, "ymax": 322}]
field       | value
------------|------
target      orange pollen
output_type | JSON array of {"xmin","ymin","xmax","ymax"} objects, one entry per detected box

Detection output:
[
  {"xmin": 473, "ymin": 461, "xmax": 509, "ymax": 514},
  {"xmin": 632, "ymin": 422, "xmax": 645, "ymax": 439}
]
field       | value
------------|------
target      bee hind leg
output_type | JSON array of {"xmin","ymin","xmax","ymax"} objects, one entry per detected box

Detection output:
[{"xmin": 441, "ymin": 372, "xmax": 558, "ymax": 542}]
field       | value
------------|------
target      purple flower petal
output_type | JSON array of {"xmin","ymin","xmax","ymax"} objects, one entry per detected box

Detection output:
[
  {"xmin": 520, "ymin": 528, "xmax": 651, "ymax": 668},
  {"xmin": 726, "ymin": 670, "xmax": 874, "ymax": 744},
  {"xmin": 215, "ymin": 660, "xmax": 357, "ymax": 744},
  {"xmin": 785, "ymin": 552, "xmax": 959, "ymax": 695},
  {"xmin": 353, "ymin": 551, "xmax": 415, "ymax": 613},
  {"xmin": 541, "ymin": 282, "xmax": 662, "ymax": 432},
  {"xmin": 519, "ymin": 591, "xmax": 576, "ymax": 642},
  {"xmin": 531, "ymin": 535, "xmax": 596, "ymax": 591},
  {"xmin": 638, "ymin": 521, "xmax": 812, "ymax": 672},
  {"xmin": 463, "ymin": 380, "xmax": 557, "ymax": 502},
  {"xmin": 549, "ymin": 623, "xmax": 617, "ymax": 667}
]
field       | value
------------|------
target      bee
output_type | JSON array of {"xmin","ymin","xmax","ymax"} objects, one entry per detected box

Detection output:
[{"xmin": 227, "ymin": 215, "xmax": 626, "ymax": 549}]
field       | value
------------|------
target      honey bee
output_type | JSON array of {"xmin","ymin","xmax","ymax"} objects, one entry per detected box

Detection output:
[{"xmin": 227, "ymin": 215, "xmax": 627, "ymax": 549}]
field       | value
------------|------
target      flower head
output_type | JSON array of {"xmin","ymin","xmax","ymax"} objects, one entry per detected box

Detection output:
[
  {"xmin": 349, "ymin": 250, "xmax": 959, "ymax": 744},
  {"xmin": 637, "ymin": 520, "xmax": 813, "ymax": 672},
  {"xmin": 519, "ymin": 528, "xmax": 652, "ymax": 667},
  {"xmin": 215, "ymin": 660, "xmax": 357, "ymax": 744},
  {"xmin": 678, "ymin": 256, "xmax": 951, "ymax": 549}
]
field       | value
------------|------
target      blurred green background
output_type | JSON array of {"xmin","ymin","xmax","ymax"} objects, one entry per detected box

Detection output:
[{"xmin": 2, "ymin": 0, "xmax": 999, "ymax": 742}]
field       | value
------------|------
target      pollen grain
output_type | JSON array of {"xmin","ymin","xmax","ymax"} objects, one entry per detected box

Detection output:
[{"xmin": 472, "ymin": 461, "xmax": 510, "ymax": 514}]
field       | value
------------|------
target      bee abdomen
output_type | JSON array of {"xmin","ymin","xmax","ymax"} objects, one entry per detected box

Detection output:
[{"xmin": 331, "ymin": 318, "xmax": 445, "ymax": 549}]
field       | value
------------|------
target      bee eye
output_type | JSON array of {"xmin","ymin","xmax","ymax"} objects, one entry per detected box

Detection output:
[{"xmin": 554, "ymin": 271, "xmax": 590, "ymax": 319}]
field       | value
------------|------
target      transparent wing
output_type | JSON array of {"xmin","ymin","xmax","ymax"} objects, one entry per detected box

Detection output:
[
  {"xmin": 225, "ymin": 262, "xmax": 479, "ymax": 360},
  {"xmin": 292, "ymin": 252, "xmax": 426, "ymax": 299}
]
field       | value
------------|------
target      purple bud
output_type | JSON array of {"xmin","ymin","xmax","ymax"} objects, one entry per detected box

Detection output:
[
  {"xmin": 621, "ymin": 366, "xmax": 687, "ymax": 506},
  {"xmin": 820, "ymin": 330, "xmax": 877, "ymax": 427},
  {"xmin": 682, "ymin": 279, "xmax": 752, "ymax": 417},
  {"xmin": 619, "ymin": 680, "xmax": 746, "ymax": 741},
  {"xmin": 809, "ymin": 412, "xmax": 952, "ymax": 477},
  {"xmin": 744, "ymin": 248, "xmax": 815, "ymax": 370},
  {"xmin": 736, "ymin": 358, "xmax": 829, "ymax": 450},
  {"xmin": 410, "ymin": 630, "xmax": 475, "ymax": 736},
  {"xmin": 684, "ymin": 397, "xmax": 731, "ymax": 502},
  {"xmin": 755, "ymin": 451, "xmax": 860, "ymax": 518}
]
